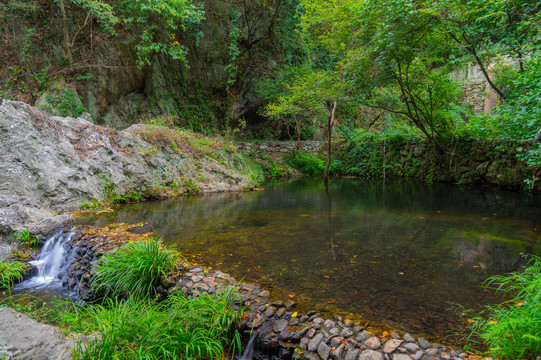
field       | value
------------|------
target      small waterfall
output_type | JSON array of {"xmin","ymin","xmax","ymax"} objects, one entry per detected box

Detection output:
[
  {"xmin": 239, "ymin": 332, "xmax": 257, "ymax": 360},
  {"xmin": 16, "ymin": 232, "xmax": 72, "ymax": 289}
]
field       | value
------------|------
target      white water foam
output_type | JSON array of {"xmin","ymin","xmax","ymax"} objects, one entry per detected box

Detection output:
[{"xmin": 15, "ymin": 232, "xmax": 72, "ymax": 289}]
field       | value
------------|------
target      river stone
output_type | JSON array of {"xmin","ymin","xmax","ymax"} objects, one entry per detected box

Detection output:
[
  {"xmin": 356, "ymin": 331, "xmax": 373, "ymax": 343},
  {"xmin": 383, "ymin": 339, "xmax": 403, "ymax": 353},
  {"xmin": 279, "ymin": 329, "xmax": 293, "ymax": 341},
  {"xmin": 403, "ymin": 343, "xmax": 420, "ymax": 353},
  {"xmin": 318, "ymin": 341, "xmax": 332, "ymax": 360},
  {"xmin": 292, "ymin": 326, "xmax": 310, "ymax": 341},
  {"xmin": 343, "ymin": 347, "xmax": 359, "ymax": 360},
  {"xmin": 308, "ymin": 333, "xmax": 324, "ymax": 352},
  {"xmin": 273, "ymin": 319, "xmax": 288, "ymax": 333},
  {"xmin": 259, "ymin": 290, "xmax": 270, "ymax": 297},
  {"xmin": 308, "ymin": 328, "xmax": 317, "ymax": 338},
  {"xmin": 426, "ymin": 348, "xmax": 439, "ymax": 356},
  {"xmin": 289, "ymin": 317, "xmax": 300, "ymax": 326},
  {"xmin": 340, "ymin": 328, "xmax": 354, "ymax": 338},
  {"xmin": 392, "ymin": 355, "xmax": 411, "ymax": 360},
  {"xmin": 303, "ymin": 352, "xmax": 320, "ymax": 360},
  {"xmin": 359, "ymin": 349, "xmax": 384, "ymax": 360},
  {"xmin": 414, "ymin": 351, "xmax": 425, "ymax": 360},
  {"xmin": 330, "ymin": 336, "xmax": 344, "ymax": 348},
  {"xmin": 403, "ymin": 333, "xmax": 415, "ymax": 343},
  {"xmin": 365, "ymin": 337, "xmax": 382, "ymax": 350},
  {"xmin": 323, "ymin": 319, "xmax": 335, "ymax": 329},
  {"xmin": 331, "ymin": 344, "xmax": 345, "ymax": 360},
  {"xmin": 300, "ymin": 315, "xmax": 310, "ymax": 323},
  {"xmin": 264, "ymin": 306, "xmax": 276, "ymax": 317},
  {"xmin": 276, "ymin": 307, "xmax": 286, "ymax": 318},
  {"xmin": 417, "ymin": 338, "xmax": 431, "ymax": 349},
  {"xmin": 300, "ymin": 337, "xmax": 309, "ymax": 350},
  {"xmin": 0, "ymin": 307, "xmax": 77, "ymax": 359},
  {"xmin": 329, "ymin": 327, "xmax": 341, "ymax": 336}
]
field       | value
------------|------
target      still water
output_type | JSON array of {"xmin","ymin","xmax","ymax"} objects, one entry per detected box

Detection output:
[{"xmin": 80, "ymin": 178, "xmax": 541, "ymax": 340}]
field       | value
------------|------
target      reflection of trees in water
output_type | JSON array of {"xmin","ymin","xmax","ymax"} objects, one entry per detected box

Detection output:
[{"xmin": 79, "ymin": 178, "xmax": 540, "ymax": 339}]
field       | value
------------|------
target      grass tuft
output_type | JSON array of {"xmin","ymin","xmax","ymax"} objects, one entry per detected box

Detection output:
[{"xmin": 91, "ymin": 237, "xmax": 179, "ymax": 299}]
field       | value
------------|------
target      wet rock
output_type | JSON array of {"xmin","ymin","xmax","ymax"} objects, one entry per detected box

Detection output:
[
  {"xmin": 417, "ymin": 338, "xmax": 431, "ymax": 349},
  {"xmin": 365, "ymin": 337, "xmax": 382, "ymax": 350},
  {"xmin": 303, "ymin": 352, "xmax": 320, "ymax": 360},
  {"xmin": 323, "ymin": 319, "xmax": 335, "ymax": 330},
  {"xmin": 318, "ymin": 341, "xmax": 331, "ymax": 360},
  {"xmin": 273, "ymin": 319, "xmax": 288, "ymax": 333},
  {"xmin": 343, "ymin": 347, "xmax": 360, "ymax": 360},
  {"xmin": 353, "ymin": 325, "xmax": 364, "ymax": 334},
  {"xmin": 426, "ymin": 348, "xmax": 439, "ymax": 356},
  {"xmin": 330, "ymin": 337, "xmax": 344, "ymax": 348},
  {"xmin": 289, "ymin": 317, "xmax": 300, "ymax": 326},
  {"xmin": 260, "ymin": 332, "xmax": 278, "ymax": 352},
  {"xmin": 329, "ymin": 328, "xmax": 341, "ymax": 336},
  {"xmin": 383, "ymin": 339, "xmax": 403, "ymax": 353},
  {"xmin": 276, "ymin": 307, "xmax": 286, "ymax": 318},
  {"xmin": 392, "ymin": 354, "xmax": 411, "ymax": 360},
  {"xmin": 441, "ymin": 354, "xmax": 451, "ymax": 360},
  {"xmin": 264, "ymin": 306, "xmax": 276, "ymax": 317},
  {"xmin": 271, "ymin": 300, "xmax": 284, "ymax": 307},
  {"xmin": 403, "ymin": 333, "xmax": 415, "ymax": 343},
  {"xmin": 300, "ymin": 337, "xmax": 309, "ymax": 350},
  {"xmin": 259, "ymin": 290, "xmax": 270, "ymax": 297},
  {"xmin": 300, "ymin": 315, "xmax": 310, "ymax": 323},
  {"xmin": 285, "ymin": 300, "xmax": 296, "ymax": 310},
  {"xmin": 307, "ymin": 311, "xmax": 317, "ymax": 317},
  {"xmin": 340, "ymin": 328, "xmax": 354, "ymax": 338},
  {"xmin": 359, "ymin": 349, "xmax": 384, "ymax": 360},
  {"xmin": 292, "ymin": 327, "xmax": 310, "ymax": 341},
  {"xmin": 308, "ymin": 328, "xmax": 317, "ymax": 338},
  {"xmin": 331, "ymin": 344, "xmax": 345, "ymax": 360},
  {"xmin": 414, "ymin": 351, "xmax": 425, "ymax": 360},
  {"xmin": 308, "ymin": 333, "xmax": 324, "ymax": 352},
  {"xmin": 403, "ymin": 343, "xmax": 420, "ymax": 353},
  {"xmin": 279, "ymin": 329, "xmax": 293, "ymax": 342},
  {"xmin": 356, "ymin": 331, "xmax": 373, "ymax": 343}
]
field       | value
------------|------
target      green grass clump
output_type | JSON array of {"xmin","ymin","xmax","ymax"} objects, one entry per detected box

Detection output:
[
  {"xmin": 284, "ymin": 151, "xmax": 325, "ymax": 175},
  {"xmin": 92, "ymin": 238, "xmax": 178, "ymax": 299},
  {"xmin": 0, "ymin": 259, "xmax": 27, "ymax": 291},
  {"xmin": 12, "ymin": 229, "xmax": 39, "ymax": 248},
  {"xmin": 66, "ymin": 289, "xmax": 242, "ymax": 360},
  {"xmin": 466, "ymin": 256, "xmax": 541, "ymax": 359}
]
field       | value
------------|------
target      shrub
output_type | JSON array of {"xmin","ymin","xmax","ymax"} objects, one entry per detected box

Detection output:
[
  {"xmin": 12, "ymin": 229, "xmax": 39, "ymax": 248},
  {"xmin": 284, "ymin": 151, "xmax": 325, "ymax": 175},
  {"xmin": 465, "ymin": 256, "xmax": 541, "ymax": 359},
  {"xmin": 91, "ymin": 238, "xmax": 179, "ymax": 299},
  {"xmin": 70, "ymin": 288, "xmax": 242, "ymax": 360},
  {"xmin": 0, "ymin": 260, "xmax": 27, "ymax": 291}
]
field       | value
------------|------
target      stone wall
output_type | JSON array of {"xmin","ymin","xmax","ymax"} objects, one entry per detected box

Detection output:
[{"xmin": 236, "ymin": 141, "xmax": 325, "ymax": 162}]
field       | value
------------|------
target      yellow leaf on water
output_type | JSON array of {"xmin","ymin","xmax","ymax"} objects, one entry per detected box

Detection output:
[{"xmin": 291, "ymin": 312, "xmax": 298, "ymax": 318}]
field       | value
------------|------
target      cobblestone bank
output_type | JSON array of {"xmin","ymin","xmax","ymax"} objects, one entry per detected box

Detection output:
[{"xmin": 63, "ymin": 226, "xmax": 490, "ymax": 360}]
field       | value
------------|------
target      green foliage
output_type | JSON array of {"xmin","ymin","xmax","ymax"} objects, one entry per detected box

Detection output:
[
  {"xmin": 464, "ymin": 256, "xmax": 541, "ymax": 360},
  {"xmin": 11, "ymin": 229, "xmax": 39, "ymax": 248},
  {"xmin": 42, "ymin": 86, "xmax": 87, "ymax": 118},
  {"xmin": 91, "ymin": 238, "xmax": 179, "ymax": 299},
  {"xmin": 119, "ymin": 0, "xmax": 204, "ymax": 67},
  {"xmin": 70, "ymin": 289, "xmax": 242, "ymax": 360},
  {"xmin": 0, "ymin": 260, "xmax": 27, "ymax": 291},
  {"xmin": 284, "ymin": 151, "xmax": 325, "ymax": 175}
]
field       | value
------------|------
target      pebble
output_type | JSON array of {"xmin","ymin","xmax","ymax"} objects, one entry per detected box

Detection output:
[
  {"xmin": 330, "ymin": 336, "xmax": 344, "ymax": 348},
  {"xmin": 418, "ymin": 338, "xmax": 431, "ymax": 349},
  {"xmin": 392, "ymin": 354, "xmax": 411, "ymax": 360},
  {"xmin": 403, "ymin": 342, "xmax": 420, "ymax": 353},
  {"xmin": 264, "ymin": 306, "xmax": 276, "ymax": 317},
  {"xmin": 426, "ymin": 348, "xmax": 440, "ymax": 356},
  {"xmin": 308, "ymin": 328, "xmax": 317, "ymax": 338},
  {"xmin": 308, "ymin": 332, "xmax": 324, "ymax": 352},
  {"xmin": 340, "ymin": 329, "xmax": 354, "ymax": 338},
  {"xmin": 275, "ymin": 307, "xmax": 286, "ymax": 318},
  {"xmin": 403, "ymin": 333, "xmax": 415, "ymax": 343},
  {"xmin": 324, "ymin": 319, "xmax": 335, "ymax": 329},
  {"xmin": 356, "ymin": 331, "xmax": 373, "ymax": 343},
  {"xmin": 344, "ymin": 348, "xmax": 360, "ymax": 360},
  {"xmin": 331, "ymin": 344, "xmax": 345, "ymax": 360},
  {"xmin": 383, "ymin": 339, "xmax": 403, "ymax": 353},
  {"xmin": 414, "ymin": 350, "xmax": 425, "ymax": 360},
  {"xmin": 318, "ymin": 341, "xmax": 332, "ymax": 360},
  {"xmin": 359, "ymin": 350, "xmax": 384, "ymax": 360},
  {"xmin": 289, "ymin": 317, "xmax": 300, "ymax": 326},
  {"xmin": 273, "ymin": 319, "xmax": 288, "ymax": 333},
  {"xmin": 365, "ymin": 336, "xmax": 382, "ymax": 350}
]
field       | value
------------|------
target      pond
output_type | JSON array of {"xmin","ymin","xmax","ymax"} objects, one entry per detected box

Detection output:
[{"xmin": 79, "ymin": 177, "xmax": 540, "ymax": 342}]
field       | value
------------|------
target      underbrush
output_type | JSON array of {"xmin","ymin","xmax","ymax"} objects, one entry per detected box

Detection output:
[
  {"xmin": 462, "ymin": 256, "xmax": 541, "ymax": 359},
  {"xmin": 0, "ymin": 259, "xmax": 27, "ymax": 293},
  {"xmin": 284, "ymin": 151, "xmax": 325, "ymax": 175}
]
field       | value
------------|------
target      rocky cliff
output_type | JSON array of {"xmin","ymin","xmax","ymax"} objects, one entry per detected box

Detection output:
[{"xmin": 0, "ymin": 100, "xmax": 256, "ymax": 214}]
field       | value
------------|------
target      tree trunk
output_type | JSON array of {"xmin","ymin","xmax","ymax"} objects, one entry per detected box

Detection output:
[
  {"xmin": 58, "ymin": 0, "xmax": 73, "ymax": 66},
  {"xmin": 324, "ymin": 101, "xmax": 337, "ymax": 182},
  {"xmin": 295, "ymin": 117, "xmax": 301, "ymax": 152}
]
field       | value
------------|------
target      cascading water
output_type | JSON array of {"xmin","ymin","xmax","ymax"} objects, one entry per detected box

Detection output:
[{"xmin": 15, "ymin": 232, "xmax": 73, "ymax": 289}]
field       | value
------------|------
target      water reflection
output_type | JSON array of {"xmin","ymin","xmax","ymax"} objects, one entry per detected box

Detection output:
[{"xmin": 80, "ymin": 178, "xmax": 541, "ymax": 340}]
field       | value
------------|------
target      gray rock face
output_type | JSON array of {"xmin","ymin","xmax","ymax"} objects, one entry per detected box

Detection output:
[
  {"xmin": 0, "ymin": 307, "xmax": 77, "ymax": 359},
  {"xmin": 0, "ymin": 194, "xmax": 72, "ymax": 258},
  {"xmin": 0, "ymin": 100, "xmax": 254, "ymax": 212}
]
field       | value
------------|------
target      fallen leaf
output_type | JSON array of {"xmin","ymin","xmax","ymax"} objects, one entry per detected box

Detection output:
[{"xmin": 291, "ymin": 312, "xmax": 298, "ymax": 318}]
